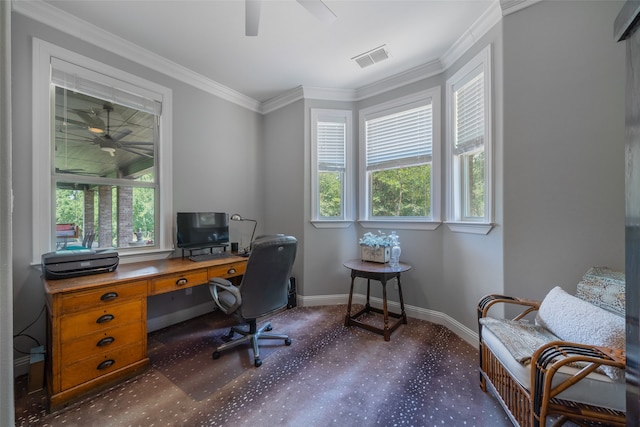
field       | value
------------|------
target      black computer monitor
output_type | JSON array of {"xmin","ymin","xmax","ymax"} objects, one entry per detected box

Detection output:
[{"xmin": 176, "ymin": 212, "xmax": 229, "ymax": 249}]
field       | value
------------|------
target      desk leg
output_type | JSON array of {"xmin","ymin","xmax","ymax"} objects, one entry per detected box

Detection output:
[
  {"xmin": 397, "ymin": 274, "xmax": 408, "ymax": 324},
  {"xmin": 345, "ymin": 273, "xmax": 356, "ymax": 326},
  {"xmin": 381, "ymin": 277, "xmax": 391, "ymax": 341}
]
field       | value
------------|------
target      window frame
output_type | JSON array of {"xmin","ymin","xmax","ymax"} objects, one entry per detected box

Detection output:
[
  {"xmin": 32, "ymin": 38, "xmax": 174, "ymax": 264},
  {"xmin": 358, "ymin": 88, "xmax": 441, "ymax": 231},
  {"xmin": 445, "ymin": 44, "xmax": 494, "ymax": 234},
  {"xmin": 310, "ymin": 109, "xmax": 353, "ymax": 228}
]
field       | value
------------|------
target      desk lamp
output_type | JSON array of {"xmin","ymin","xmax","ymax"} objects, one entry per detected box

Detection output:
[{"xmin": 230, "ymin": 214, "xmax": 257, "ymax": 254}]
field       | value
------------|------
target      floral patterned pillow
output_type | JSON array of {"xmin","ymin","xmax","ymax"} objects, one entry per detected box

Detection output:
[{"xmin": 575, "ymin": 267, "xmax": 625, "ymax": 318}]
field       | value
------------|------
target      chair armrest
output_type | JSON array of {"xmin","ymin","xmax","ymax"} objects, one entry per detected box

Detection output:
[
  {"xmin": 478, "ymin": 294, "xmax": 541, "ymax": 321},
  {"xmin": 531, "ymin": 340, "xmax": 626, "ymax": 424},
  {"xmin": 209, "ymin": 277, "xmax": 241, "ymax": 314}
]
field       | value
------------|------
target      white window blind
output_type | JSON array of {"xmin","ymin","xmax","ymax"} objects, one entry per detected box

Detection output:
[
  {"xmin": 366, "ymin": 104, "xmax": 432, "ymax": 170},
  {"xmin": 317, "ymin": 120, "xmax": 346, "ymax": 172},
  {"xmin": 51, "ymin": 57, "xmax": 162, "ymax": 116},
  {"xmin": 454, "ymin": 72, "xmax": 484, "ymax": 155}
]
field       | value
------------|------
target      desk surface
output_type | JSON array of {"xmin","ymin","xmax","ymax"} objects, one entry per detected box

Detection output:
[
  {"xmin": 43, "ymin": 254, "xmax": 248, "ymax": 295},
  {"xmin": 343, "ymin": 259, "xmax": 411, "ymax": 274}
]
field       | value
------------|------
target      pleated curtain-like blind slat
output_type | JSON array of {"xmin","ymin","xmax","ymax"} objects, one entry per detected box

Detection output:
[
  {"xmin": 366, "ymin": 104, "xmax": 432, "ymax": 170},
  {"xmin": 317, "ymin": 121, "xmax": 346, "ymax": 171},
  {"xmin": 454, "ymin": 72, "xmax": 484, "ymax": 155},
  {"xmin": 51, "ymin": 57, "xmax": 162, "ymax": 116}
]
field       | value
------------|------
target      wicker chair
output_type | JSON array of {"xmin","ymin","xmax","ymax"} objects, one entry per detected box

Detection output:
[{"xmin": 477, "ymin": 268, "xmax": 626, "ymax": 427}]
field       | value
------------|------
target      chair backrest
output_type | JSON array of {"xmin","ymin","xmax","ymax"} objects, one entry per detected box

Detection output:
[
  {"xmin": 82, "ymin": 231, "xmax": 95, "ymax": 248},
  {"xmin": 239, "ymin": 235, "xmax": 297, "ymax": 320}
]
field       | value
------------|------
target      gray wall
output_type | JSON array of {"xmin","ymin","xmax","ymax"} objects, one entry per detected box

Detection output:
[
  {"xmin": 261, "ymin": 100, "xmax": 306, "ymax": 285},
  {"xmin": 502, "ymin": 1, "xmax": 626, "ymax": 300}
]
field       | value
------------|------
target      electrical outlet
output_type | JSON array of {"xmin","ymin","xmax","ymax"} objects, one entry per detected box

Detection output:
[{"xmin": 185, "ymin": 287, "xmax": 192, "ymax": 295}]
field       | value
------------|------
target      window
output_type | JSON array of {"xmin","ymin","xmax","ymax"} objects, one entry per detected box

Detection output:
[
  {"xmin": 358, "ymin": 89, "xmax": 441, "ymax": 229},
  {"xmin": 311, "ymin": 109, "xmax": 353, "ymax": 227},
  {"xmin": 446, "ymin": 45, "xmax": 493, "ymax": 234},
  {"xmin": 32, "ymin": 39, "xmax": 173, "ymax": 263}
]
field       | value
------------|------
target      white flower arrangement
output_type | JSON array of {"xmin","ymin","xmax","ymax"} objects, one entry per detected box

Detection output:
[{"xmin": 359, "ymin": 231, "xmax": 394, "ymax": 248}]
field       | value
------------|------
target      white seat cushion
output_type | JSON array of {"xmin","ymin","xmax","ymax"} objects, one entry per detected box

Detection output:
[{"xmin": 482, "ymin": 326, "xmax": 625, "ymax": 412}]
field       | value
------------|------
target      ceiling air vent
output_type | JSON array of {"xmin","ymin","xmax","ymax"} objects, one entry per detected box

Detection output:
[{"xmin": 352, "ymin": 45, "xmax": 389, "ymax": 69}]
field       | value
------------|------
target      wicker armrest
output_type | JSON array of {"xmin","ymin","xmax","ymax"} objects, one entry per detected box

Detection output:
[
  {"xmin": 531, "ymin": 341, "xmax": 626, "ymax": 427},
  {"xmin": 477, "ymin": 293, "xmax": 541, "ymax": 321}
]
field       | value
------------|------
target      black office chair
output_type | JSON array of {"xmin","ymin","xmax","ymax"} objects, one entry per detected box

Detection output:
[{"xmin": 208, "ymin": 235, "xmax": 297, "ymax": 367}]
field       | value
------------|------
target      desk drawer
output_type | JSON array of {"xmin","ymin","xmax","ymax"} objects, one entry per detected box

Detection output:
[
  {"xmin": 150, "ymin": 269, "xmax": 208, "ymax": 295},
  {"xmin": 208, "ymin": 262, "xmax": 246, "ymax": 279},
  {"xmin": 61, "ymin": 280, "xmax": 147, "ymax": 314},
  {"xmin": 60, "ymin": 299, "xmax": 144, "ymax": 342},
  {"xmin": 61, "ymin": 322, "xmax": 144, "ymax": 364},
  {"xmin": 61, "ymin": 342, "xmax": 144, "ymax": 390}
]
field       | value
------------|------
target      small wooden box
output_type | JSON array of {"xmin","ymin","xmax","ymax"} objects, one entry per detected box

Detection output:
[{"xmin": 360, "ymin": 245, "xmax": 390, "ymax": 263}]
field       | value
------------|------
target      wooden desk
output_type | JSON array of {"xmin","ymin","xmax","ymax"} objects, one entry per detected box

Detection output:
[
  {"xmin": 42, "ymin": 255, "xmax": 248, "ymax": 411},
  {"xmin": 343, "ymin": 259, "xmax": 411, "ymax": 341}
]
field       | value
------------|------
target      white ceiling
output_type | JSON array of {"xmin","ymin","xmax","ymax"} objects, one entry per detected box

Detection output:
[{"xmin": 39, "ymin": 0, "xmax": 497, "ymax": 103}]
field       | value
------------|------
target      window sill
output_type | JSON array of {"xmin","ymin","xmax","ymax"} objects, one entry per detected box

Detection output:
[
  {"xmin": 444, "ymin": 221, "xmax": 494, "ymax": 235},
  {"xmin": 118, "ymin": 248, "xmax": 176, "ymax": 264},
  {"xmin": 311, "ymin": 220, "xmax": 353, "ymax": 229},
  {"xmin": 358, "ymin": 220, "xmax": 441, "ymax": 231}
]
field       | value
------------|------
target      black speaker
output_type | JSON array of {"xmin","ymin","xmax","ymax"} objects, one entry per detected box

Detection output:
[{"xmin": 287, "ymin": 277, "xmax": 297, "ymax": 309}]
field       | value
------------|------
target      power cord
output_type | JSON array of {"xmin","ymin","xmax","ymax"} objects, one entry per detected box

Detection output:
[{"xmin": 13, "ymin": 304, "xmax": 46, "ymax": 355}]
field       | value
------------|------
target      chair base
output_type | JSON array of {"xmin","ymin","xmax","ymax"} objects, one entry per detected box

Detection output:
[{"xmin": 213, "ymin": 320, "xmax": 291, "ymax": 367}]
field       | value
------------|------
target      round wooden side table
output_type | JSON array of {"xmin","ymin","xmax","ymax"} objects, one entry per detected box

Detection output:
[{"xmin": 343, "ymin": 259, "xmax": 411, "ymax": 341}]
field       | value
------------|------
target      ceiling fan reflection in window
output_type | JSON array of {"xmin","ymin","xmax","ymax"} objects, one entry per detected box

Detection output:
[
  {"xmin": 245, "ymin": 0, "xmax": 337, "ymax": 36},
  {"xmin": 75, "ymin": 104, "xmax": 154, "ymax": 158},
  {"xmin": 55, "ymin": 167, "xmax": 103, "ymax": 176}
]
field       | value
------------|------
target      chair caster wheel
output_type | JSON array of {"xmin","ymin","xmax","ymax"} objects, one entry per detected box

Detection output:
[
  {"xmin": 212, "ymin": 351, "xmax": 221, "ymax": 360},
  {"xmin": 265, "ymin": 325, "xmax": 273, "ymax": 332},
  {"xmin": 254, "ymin": 358, "xmax": 262, "ymax": 367},
  {"xmin": 285, "ymin": 338, "xmax": 292, "ymax": 346}
]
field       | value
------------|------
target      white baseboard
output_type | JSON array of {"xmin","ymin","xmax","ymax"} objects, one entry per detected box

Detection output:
[
  {"xmin": 298, "ymin": 293, "xmax": 478, "ymax": 346},
  {"xmin": 15, "ymin": 295, "xmax": 478, "ymax": 377}
]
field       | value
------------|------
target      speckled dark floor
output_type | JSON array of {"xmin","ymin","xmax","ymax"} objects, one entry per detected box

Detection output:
[{"xmin": 15, "ymin": 305, "xmax": 513, "ymax": 426}]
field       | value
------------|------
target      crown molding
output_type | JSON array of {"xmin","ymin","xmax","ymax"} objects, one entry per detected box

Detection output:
[
  {"xmin": 260, "ymin": 86, "xmax": 306, "ymax": 114},
  {"xmin": 263, "ymin": 58, "xmax": 445, "ymax": 113},
  {"xmin": 354, "ymin": 59, "xmax": 444, "ymax": 101},
  {"xmin": 300, "ymin": 0, "xmax": 502, "ymax": 105},
  {"xmin": 11, "ymin": 0, "xmax": 262, "ymax": 113},
  {"xmin": 440, "ymin": 0, "xmax": 503, "ymax": 70},
  {"xmin": 303, "ymin": 86, "xmax": 357, "ymax": 102},
  {"xmin": 500, "ymin": 0, "xmax": 543, "ymax": 16},
  {"xmin": 13, "ymin": 0, "xmax": 508, "ymax": 115},
  {"xmin": 260, "ymin": 86, "xmax": 357, "ymax": 114}
]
